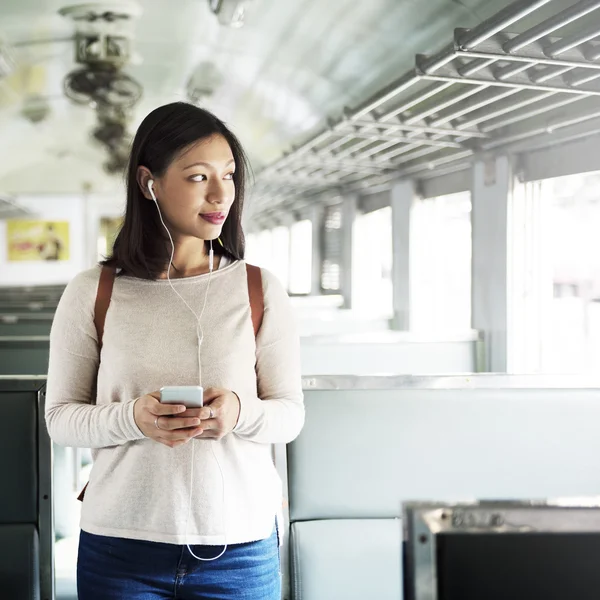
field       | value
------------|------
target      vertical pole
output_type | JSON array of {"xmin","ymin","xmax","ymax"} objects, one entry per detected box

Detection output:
[
  {"xmin": 471, "ymin": 155, "xmax": 513, "ymax": 372},
  {"xmin": 391, "ymin": 180, "xmax": 416, "ymax": 330},
  {"xmin": 310, "ymin": 205, "xmax": 324, "ymax": 295},
  {"xmin": 341, "ymin": 194, "xmax": 358, "ymax": 309}
]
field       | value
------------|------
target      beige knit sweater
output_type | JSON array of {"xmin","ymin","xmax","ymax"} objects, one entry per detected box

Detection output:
[{"xmin": 45, "ymin": 260, "xmax": 304, "ymax": 545}]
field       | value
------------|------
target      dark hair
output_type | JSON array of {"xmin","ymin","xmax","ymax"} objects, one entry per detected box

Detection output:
[{"xmin": 103, "ymin": 102, "xmax": 250, "ymax": 279}]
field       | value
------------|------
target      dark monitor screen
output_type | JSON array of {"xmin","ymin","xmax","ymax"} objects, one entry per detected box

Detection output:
[{"xmin": 404, "ymin": 502, "xmax": 600, "ymax": 600}]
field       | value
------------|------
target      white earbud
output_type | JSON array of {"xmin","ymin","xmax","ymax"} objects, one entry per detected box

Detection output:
[{"xmin": 148, "ymin": 179, "xmax": 155, "ymax": 197}]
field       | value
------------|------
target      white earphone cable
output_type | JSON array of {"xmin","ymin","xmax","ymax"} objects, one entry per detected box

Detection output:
[{"xmin": 149, "ymin": 182, "xmax": 227, "ymax": 561}]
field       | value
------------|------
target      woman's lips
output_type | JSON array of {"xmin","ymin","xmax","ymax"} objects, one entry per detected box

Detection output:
[{"xmin": 200, "ymin": 213, "xmax": 226, "ymax": 225}]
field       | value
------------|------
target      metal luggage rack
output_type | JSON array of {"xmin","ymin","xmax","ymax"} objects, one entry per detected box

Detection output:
[{"xmin": 251, "ymin": 0, "xmax": 600, "ymax": 221}]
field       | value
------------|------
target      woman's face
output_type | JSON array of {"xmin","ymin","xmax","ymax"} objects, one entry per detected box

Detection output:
[{"xmin": 148, "ymin": 133, "xmax": 236, "ymax": 242}]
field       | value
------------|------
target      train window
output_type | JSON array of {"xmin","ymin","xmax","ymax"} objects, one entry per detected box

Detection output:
[
  {"xmin": 289, "ymin": 220, "xmax": 312, "ymax": 295},
  {"xmin": 353, "ymin": 207, "xmax": 393, "ymax": 317},
  {"xmin": 245, "ymin": 229, "xmax": 273, "ymax": 269},
  {"xmin": 511, "ymin": 173, "xmax": 600, "ymax": 374},
  {"xmin": 271, "ymin": 226, "xmax": 291, "ymax": 290},
  {"xmin": 410, "ymin": 192, "xmax": 472, "ymax": 333}
]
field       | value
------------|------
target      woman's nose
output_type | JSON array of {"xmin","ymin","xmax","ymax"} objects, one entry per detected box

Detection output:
[{"xmin": 206, "ymin": 177, "xmax": 232, "ymax": 205}]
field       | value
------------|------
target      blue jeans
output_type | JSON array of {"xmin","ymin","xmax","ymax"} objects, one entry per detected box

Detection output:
[{"xmin": 77, "ymin": 527, "xmax": 281, "ymax": 599}]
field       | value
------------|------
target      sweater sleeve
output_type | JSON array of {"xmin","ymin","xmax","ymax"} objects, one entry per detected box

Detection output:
[
  {"xmin": 45, "ymin": 268, "xmax": 145, "ymax": 449},
  {"xmin": 233, "ymin": 268, "xmax": 305, "ymax": 444}
]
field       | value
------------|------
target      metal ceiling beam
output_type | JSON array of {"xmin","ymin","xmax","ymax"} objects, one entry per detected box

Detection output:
[
  {"xmin": 322, "ymin": 48, "xmax": 495, "ymax": 167},
  {"xmin": 257, "ymin": 0, "xmax": 600, "ymax": 205},
  {"xmin": 543, "ymin": 22, "xmax": 600, "ymax": 57},
  {"xmin": 456, "ymin": 90, "xmax": 558, "ymax": 129},
  {"xmin": 478, "ymin": 94, "xmax": 585, "ymax": 132},
  {"xmin": 348, "ymin": 57, "xmax": 498, "ymax": 163},
  {"xmin": 457, "ymin": 0, "xmax": 554, "ymax": 50},
  {"xmin": 458, "ymin": 58, "xmax": 497, "ymax": 77},
  {"xmin": 422, "ymin": 72, "xmax": 600, "ymax": 95},
  {"xmin": 403, "ymin": 84, "xmax": 489, "ymax": 125},
  {"xmin": 503, "ymin": 0, "xmax": 600, "ymax": 52},
  {"xmin": 482, "ymin": 105, "xmax": 600, "ymax": 149},
  {"xmin": 461, "ymin": 50, "xmax": 600, "ymax": 73},
  {"xmin": 339, "ymin": 119, "xmax": 489, "ymax": 138},
  {"xmin": 566, "ymin": 71, "xmax": 600, "ymax": 86},
  {"xmin": 377, "ymin": 95, "xmax": 590, "ymax": 165},
  {"xmin": 286, "ymin": 160, "xmax": 390, "ymax": 175},
  {"xmin": 340, "ymin": 88, "xmax": 588, "ymax": 165},
  {"xmin": 320, "ymin": 80, "xmax": 451, "ymax": 157},
  {"xmin": 348, "ymin": 71, "xmax": 421, "ymax": 121},
  {"xmin": 530, "ymin": 65, "xmax": 574, "ymax": 83},
  {"xmin": 428, "ymin": 88, "xmax": 521, "ymax": 127},
  {"xmin": 339, "ymin": 131, "xmax": 464, "ymax": 148}
]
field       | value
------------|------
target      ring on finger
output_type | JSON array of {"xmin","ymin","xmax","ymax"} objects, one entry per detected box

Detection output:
[
  {"xmin": 209, "ymin": 407, "xmax": 214, "ymax": 419},
  {"xmin": 155, "ymin": 417, "xmax": 161, "ymax": 430}
]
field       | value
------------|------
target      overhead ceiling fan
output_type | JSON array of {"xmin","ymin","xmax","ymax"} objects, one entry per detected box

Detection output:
[
  {"xmin": 57, "ymin": 2, "xmax": 142, "ymax": 175},
  {"xmin": 59, "ymin": 2, "xmax": 143, "ymax": 108}
]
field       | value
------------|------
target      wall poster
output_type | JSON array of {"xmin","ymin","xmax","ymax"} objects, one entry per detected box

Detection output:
[
  {"xmin": 98, "ymin": 216, "xmax": 123, "ymax": 259},
  {"xmin": 7, "ymin": 220, "xmax": 70, "ymax": 261}
]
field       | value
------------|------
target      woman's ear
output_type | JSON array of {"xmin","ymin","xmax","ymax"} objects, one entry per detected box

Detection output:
[{"xmin": 137, "ymin": 166, "xmax": 155, "ymax": 200}]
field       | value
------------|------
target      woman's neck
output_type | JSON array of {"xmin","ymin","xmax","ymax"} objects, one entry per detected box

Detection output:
[{"xmin": 158, "ymin": 237, "xmax": 220, "ymax": 279}]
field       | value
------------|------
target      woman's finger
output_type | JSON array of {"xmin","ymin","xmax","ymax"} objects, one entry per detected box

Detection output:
[
  {"xmin": 152, "ymin": 403, "xmax": 187, "ymax": 416},
  {"xmin": 179, "ymin": 407, "xmax": 203, "ymax": 419},
  {"xmin": 155, "ymin": 416, "xmax": 201, "ymax": 431},
  {"xmin": 203, "ymin": 387, "xmax": 223, "ymax": 403},
  {"xmin": 159, "ymin": 425, "xmax": 205, "ymax": 443},
  {"xmin": 197, "ymin": 418, "xmax": 218, "ymax": 431},
  {"xmin": 195, "ymin": 430, "xmax": 222, "ymax": 440}
]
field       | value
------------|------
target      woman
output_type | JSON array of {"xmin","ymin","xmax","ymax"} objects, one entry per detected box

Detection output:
[{"xmin": 45, "ymin": 102, "xmax": 305, "ymax": 599}]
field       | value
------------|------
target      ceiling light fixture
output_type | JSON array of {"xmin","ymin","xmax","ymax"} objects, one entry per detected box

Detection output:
[{"xmin": 208, "ymin": 0, "xmax": 252, "ymax": 28}]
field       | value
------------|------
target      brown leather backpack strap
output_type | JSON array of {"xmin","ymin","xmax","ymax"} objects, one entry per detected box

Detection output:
[
  {"xmin": 79, "ymin": 266, "xmax": 116, "ymax": 503},
  {"xmin": 246, "ymin": 264, "xmax": 264, "ymax": 338},
  {"xmin": 94, "ymin": 266, "xmax": 116, "ymax": 349},
  {"xmin": 77, "ymin": 483, "xmax": 87, "ymax": 502}
]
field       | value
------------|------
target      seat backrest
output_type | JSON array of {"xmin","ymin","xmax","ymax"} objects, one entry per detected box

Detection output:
[
  {"xmin": 0, "ymin": 338, "xmax": 50, "ymax": 375},
  {"xmin": 0, "ymin": 385, "xmax": 38, "ymax": 523},
  {"xmin": 286, "ymin": 377, "xmax": 600, "ymax": 600},
  {"xmin": 300, "ymin": 332, "xmax": 479, "ymax": 375},
  {"xmin": 0, "ymin": 317, "xmax": 53, "ymax": 337},
  {"xmin": 0, "ymin": 377, "xmax": 52, "ymax": 600}
]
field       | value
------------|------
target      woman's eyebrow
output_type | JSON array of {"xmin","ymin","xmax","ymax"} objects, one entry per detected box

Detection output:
[{"xmin": 183, "ymin": 159, "xmax": 235, "ymax": 170}]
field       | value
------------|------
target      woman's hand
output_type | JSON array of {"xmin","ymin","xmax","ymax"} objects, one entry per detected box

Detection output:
[
  {"xmin": 182, "ymin": 387, "xmax": 241, "ymax": 441},
  {"xmin": 133, "ymin": 392, "xmax": 205, "ymax": 448}
]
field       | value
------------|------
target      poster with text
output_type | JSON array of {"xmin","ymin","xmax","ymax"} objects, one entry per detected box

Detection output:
[{"xmin": 7, "ymin": 220, "xmax": 70, "ymax": 262}]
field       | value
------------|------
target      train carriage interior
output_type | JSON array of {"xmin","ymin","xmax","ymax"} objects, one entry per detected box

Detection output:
[{"xmin": 2, "ymin": 0, "xmax": 600, "ymax": 598}]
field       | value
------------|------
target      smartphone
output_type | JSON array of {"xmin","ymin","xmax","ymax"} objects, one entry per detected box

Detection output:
[{"xmin": 160, "ymin": 386, "xmax": 204, "ymax": 408}]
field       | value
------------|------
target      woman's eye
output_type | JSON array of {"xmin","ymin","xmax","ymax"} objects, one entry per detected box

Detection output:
[
  {"xmin": 190, "ymin": 174, "xmax": 207, "ymax": 182},
  {"xmin": 224, "ymin": 172, "xmax": 235, "ymax": 180}
]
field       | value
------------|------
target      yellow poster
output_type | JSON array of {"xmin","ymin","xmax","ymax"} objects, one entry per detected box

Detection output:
[
  {"xmin": 7, "ymin": 220, "xmax": 70, "ymax": 262},
  {"xmin": 98, "ymin": 216, "xmax": 123, "ymax": 259}
]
